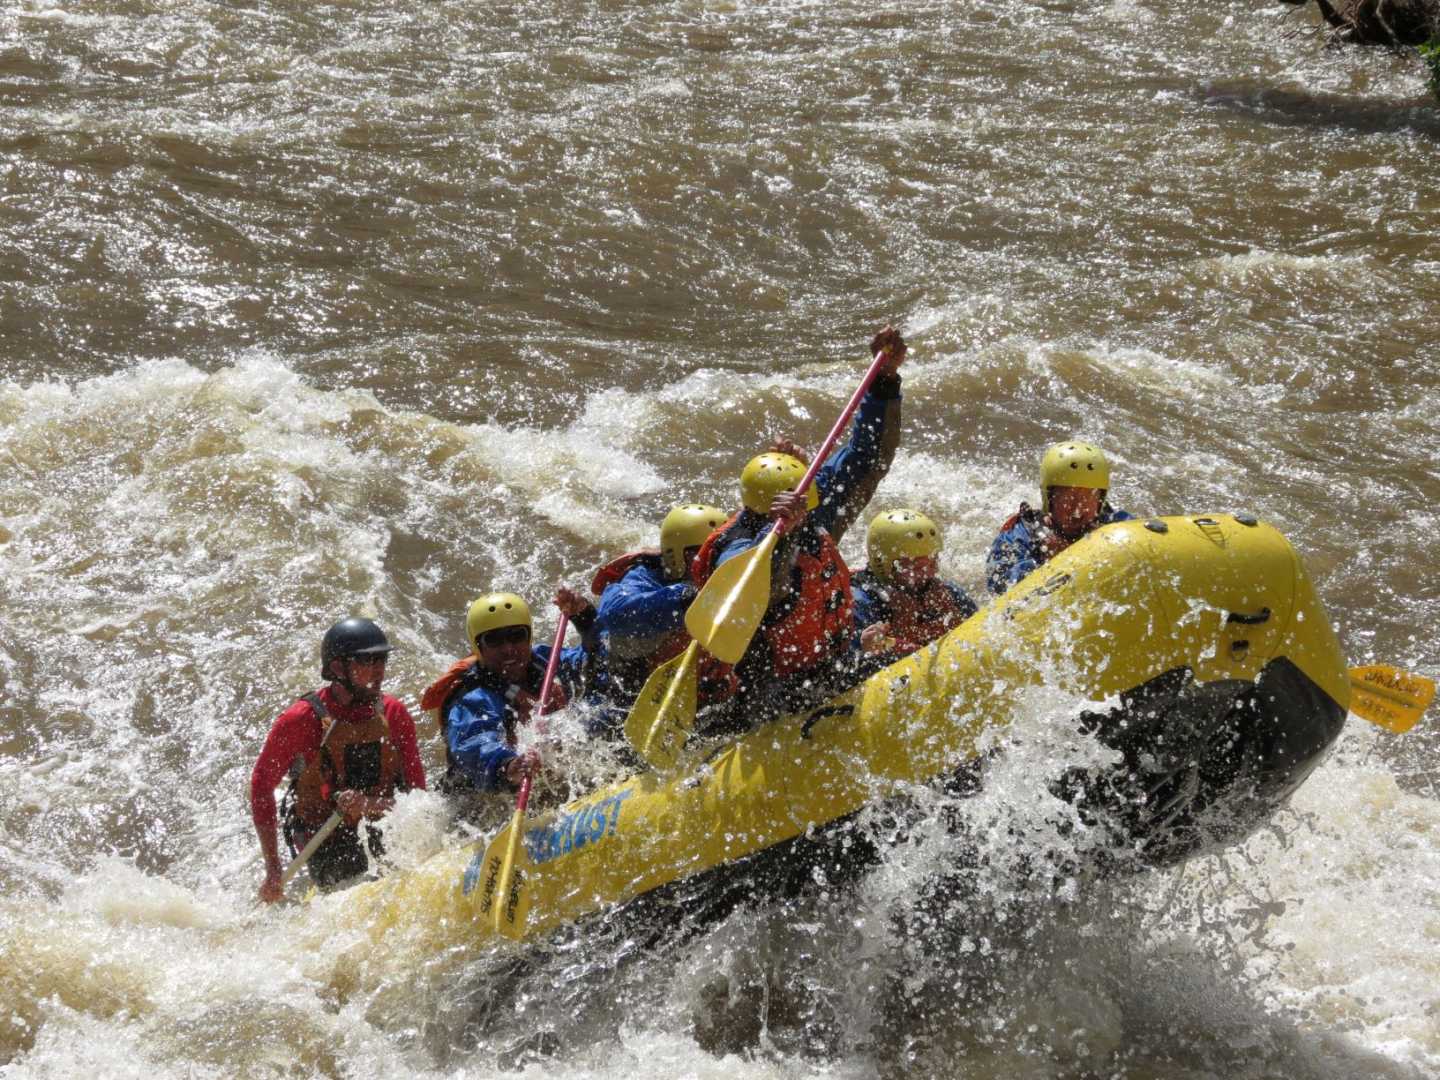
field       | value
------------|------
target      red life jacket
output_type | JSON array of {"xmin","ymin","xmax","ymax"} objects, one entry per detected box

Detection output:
[
  {"xmin": 692, "ymin": 514, "xmax": 853, "ymax": 678},
  {"xmin": 998, "ymin": 509, "xmax": 1024, "ymax": 533},
  {"xmin": 589, "ymin": 549, "xmax": 660, "ymax": 597},
  {"xmin": 871, "ymin": 577, "xmax": 973, "ymax": 654}
]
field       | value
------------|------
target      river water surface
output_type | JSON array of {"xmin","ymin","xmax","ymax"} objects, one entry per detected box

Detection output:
[{"xmin": 2, "ymin": 0, "xmax": 1438, "ymax": 1076}]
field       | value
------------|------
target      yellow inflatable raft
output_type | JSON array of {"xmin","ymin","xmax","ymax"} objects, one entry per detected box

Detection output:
[{"xmin": 349, "ymin": 513, "xmax": 1349, "ymax": 945}]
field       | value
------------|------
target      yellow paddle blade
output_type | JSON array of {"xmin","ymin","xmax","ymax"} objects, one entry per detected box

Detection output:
[
  {"xmin": 623, "ymin": 641, "xmax": 699, "ymax": 771},
  {"xmin": 1348, "ymin": 665, "xmax": 1435, "ymax": 734},
  {"xmin": 476, "ymin": 808, "xmax": 534, "ymax": 940},
  {"xmin": 685, "ymin": 529, "xmax": 779, "ymax": 665}
]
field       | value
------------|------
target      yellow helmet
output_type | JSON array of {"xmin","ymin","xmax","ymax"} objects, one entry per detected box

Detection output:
[
  {"xmin": 739, "ymin": 453, "xmax": 820, "ymax": 515},
  {"xmin": 867, "ymin": 510, "xmax": 942, "ymax": 580},
  {"xmin": 1039, "ymin": 441, "xmax": 1111, "ymax": 513},
  {"xmin": 466, "ymin": 592, "xmax": 531, "ymax": 648},
  {"xmin": 659, "ymin": 503, "xmax": 726, "ymax": 581}
]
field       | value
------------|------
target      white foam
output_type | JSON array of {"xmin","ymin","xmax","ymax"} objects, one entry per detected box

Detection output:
[
  {"xmin": 1201, "ymin": 249, "xmax": 1377, "ymax": 287},
  {"xmin": 62, "ymin": 857, "xmax": 220, "ymax": 930},
  {"xmin": 1259, "ymin": 757, "xmax": 1440, "ymax": 1068}
]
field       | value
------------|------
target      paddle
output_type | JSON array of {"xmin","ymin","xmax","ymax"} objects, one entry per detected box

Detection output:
[
  {"xmin": 278, "ymin": 810, "xmax": 342, "ymax": 891},
  {"xmin": 1348, "ymin": 664, "xmax": 1435, "ymax": 733},
  {"xmin": 478, "ymin": 613, "xmax": 568, "ymax": 940},
  {"xmin": 623, "ymin": 348, "xmax": 895, "ymax": 770},
  {"xmin": 624, "ymin": 640, "xmax": 700, "ymax": 771}
]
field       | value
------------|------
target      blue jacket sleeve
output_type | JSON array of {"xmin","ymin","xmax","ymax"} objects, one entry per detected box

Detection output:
[
  {"xmin": 444, "ymin": 687, "xmax": 515, "ymax": 793},
  {"xmin": 811, "ymin": 387, "xmax": 895, "ymax": 537},
  {"xmin": 851, "ymin": 582, "xmax": 882, "ymax": 636},
  {"xmin": 595, "ymin": 566, "xmax": 694, "ymax": 643},
  {"xmin": 985, "ymin": 518, "xmax": 1039, "ymax": 596},
  {"xmin": 849, "ymin": 582, "xmax": 883, "ymax": 652}
]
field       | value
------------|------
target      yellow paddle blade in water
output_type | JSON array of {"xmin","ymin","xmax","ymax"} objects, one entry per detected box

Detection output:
[
  {"xmin": 685, "ymin": 529, "xmax": 780, "ymax": 665},
  {"xmin": 476, "ymin": 808, "xmax": 534, "ymax": 940},
  {"xmin": 1348, "ymin": 664, "xmax": 1435, "ymax": 733},
  {"xmin": 624, "ymin": 640, "xmax": 699, "ymax": 771}
]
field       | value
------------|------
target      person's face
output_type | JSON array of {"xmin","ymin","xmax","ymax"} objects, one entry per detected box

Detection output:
[
  {"xmin": 1050, "ymin": 486, "xmax": 1102, "ymax": 535},
  {"xmin": 478, "ymin": 625, "xmax": 531, "ymax": 684},
  {"xmin": 891, "ymin": 555, "xmax": 938, "ymax": 589},
  {"xmin": 336, "ymin": 654, "xmax": 387, "ymax": 702}
]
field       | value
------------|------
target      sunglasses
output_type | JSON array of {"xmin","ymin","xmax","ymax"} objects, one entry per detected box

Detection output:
[
  {"xmin": 481, "ymin": 625, "xmax": 530, "ymax": 648},
  {"xmin": 348, "ymin": 652, "xmax": 389, "ymax": 667}
]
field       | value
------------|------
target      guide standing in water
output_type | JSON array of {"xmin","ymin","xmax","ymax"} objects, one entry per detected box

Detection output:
[{"xmin": 249, "ymin": 618, "xmax": 427, "ymax": 901}]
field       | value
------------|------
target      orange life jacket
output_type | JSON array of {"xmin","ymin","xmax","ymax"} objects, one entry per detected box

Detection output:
[
  {"xmin": 288, "ymin": 693, "xmax": 405, "ymax": 831},
  {"xmin": 856, "ymin": 573, "xmax": 973, "ymax": 654},
  {"xmin": 421, "ymin": 654, "xmax": 480, "ymax": 725},
  {"xmin": 692, "ymin": 513, "xmax": 853, "ymax": 678}
]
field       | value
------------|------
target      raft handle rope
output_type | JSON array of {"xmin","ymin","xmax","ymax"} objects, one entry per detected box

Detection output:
[{"xmin": 801, "ymin": 704, "xmax": 855, "ymax": 739}]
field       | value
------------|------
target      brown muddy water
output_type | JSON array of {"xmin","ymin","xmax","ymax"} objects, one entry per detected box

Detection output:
[{"xmin": 1, "ymin": 0, "xmax": 1437, "ymax": 1076}]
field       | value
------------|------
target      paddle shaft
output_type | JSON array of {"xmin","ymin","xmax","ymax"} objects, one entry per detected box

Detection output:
[
  {"xmin": 510, "ymin": 611, "xmax": 568, "ymax": 801},
  {"xmin": 511, "ymin": 773, "xmax": 533, "ymax": 817},
  {"xmin": 487, "ymin": 613, "xmax": 569, "ymax": 934},
  {"xmin": 536, "ymin": 613, "xmax": 569, "ymax": 718},
  {"xmin": 279, "ymin": 810, "xmax": 342, "ymax": 889}
]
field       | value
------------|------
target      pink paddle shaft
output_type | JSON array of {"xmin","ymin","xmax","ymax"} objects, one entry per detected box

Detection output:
[{"xmin": 514, "ymin": 611, "xmax": 570, "ymax": 814}]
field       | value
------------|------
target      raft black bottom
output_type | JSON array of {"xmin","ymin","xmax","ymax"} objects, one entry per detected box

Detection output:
[{"xmin": 1058, "ymin": 657, "xmax": 1347, "ymax": 867}]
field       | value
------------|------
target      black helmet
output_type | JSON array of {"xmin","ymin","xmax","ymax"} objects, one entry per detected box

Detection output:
[{"xmin": 320, "ymin": 617, "xmax": 393, "ymax": 681}]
